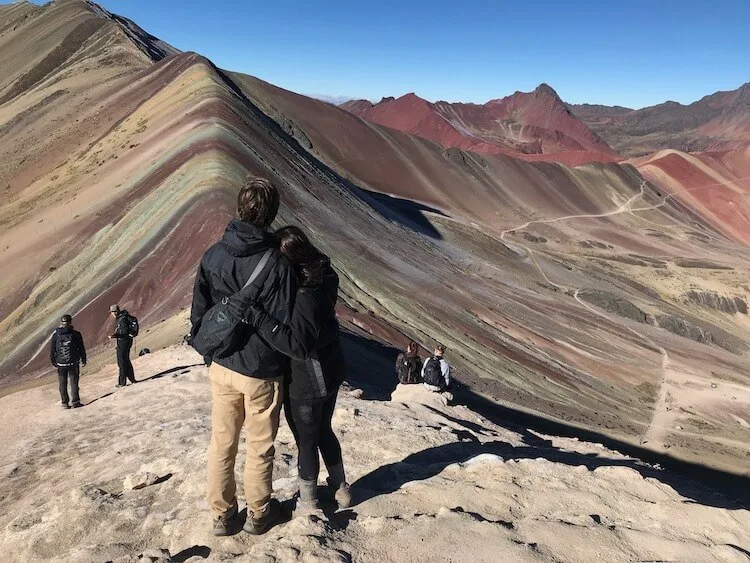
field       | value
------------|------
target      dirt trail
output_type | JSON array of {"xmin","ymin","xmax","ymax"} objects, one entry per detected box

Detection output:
[
  {"xmin": 498, "ymin": 180, "xmax": 680, "ymax": 445},
  {"xmin": 643, "ymin": 348, "xmax": 678, "ymax": 446},
  {"xmin": 496, "ymin": 173, "xmax": 750, "ymax": 450}
]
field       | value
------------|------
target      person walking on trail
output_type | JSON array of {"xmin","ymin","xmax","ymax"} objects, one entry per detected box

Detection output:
[
  {"xmin": 190, "ymin": 175, "xmax": 296, "ymax": 537},
  {"xmin": 109, "ymin": 305, "xmax": 137, "ymax": 387},
  {"xmin": 50, "ymin": 314, "xmax": 87, "ymax": 409},
  {"xmin": 396, "ymin": 340, "xmax": 423, "ymax": 385},
  {"xmin": 244, "ymin": 226, "xmax": 351, "ymax": 516},
  {"xmin": 422, "ymin": 345, "xmax": 451, "ymax": 392}
]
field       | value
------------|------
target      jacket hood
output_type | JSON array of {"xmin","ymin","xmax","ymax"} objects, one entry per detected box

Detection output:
[
  {"xmin": 56, "ymin": 326, "xmax": 74, "ymax": 334},
  {"xmin": 220, "ymin": 219, "xmax": 276, "ymax": 258}
]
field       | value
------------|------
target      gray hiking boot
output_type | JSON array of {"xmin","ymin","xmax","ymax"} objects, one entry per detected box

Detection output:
[
  {"xmin": 212, "ymin": 505, "xmax": 238, "ymax": 537},
  {"xmin": 294, "ymin": 498, "xmax": 322, "ymax": 517},
  {"xmin": 294, "ymin": 478, "xmax": 322, "ymax": 518},
  {"xmin": 61, "ymin": 403, "xmax": 71, "ymax": 409},
  {"xmin": 331, "ymin": 481, "xmax": 352, "ymax": 508},
  {"xmin": 243, "ymin": 499, "xmax": 281, "ymax": 535},
  {"xmin": 325, "ymin": 463, "xmax": 352, "ymax": 508}
]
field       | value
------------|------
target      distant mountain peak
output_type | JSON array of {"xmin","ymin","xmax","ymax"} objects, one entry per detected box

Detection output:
[
  {"xmin": 534, "ymin": 83, "xmax": 560, "ymax": 99},
  {"xmin": 398, "ymin": 92, "xmax": 429, "ymax": 104}
]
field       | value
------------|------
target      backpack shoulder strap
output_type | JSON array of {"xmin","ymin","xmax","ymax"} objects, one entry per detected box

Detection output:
[
  {"xmin": 241, "ymin": 248, "xmax": 274, "ymax": 290},
  {"xmin": 238, "ymin": 248, "xmax": 280, "ymax": 295}
]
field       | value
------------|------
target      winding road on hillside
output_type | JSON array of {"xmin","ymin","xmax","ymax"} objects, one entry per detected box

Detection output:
[{"xmin": 497, "ymin": 179, "xmax": 682, "ymax": 449}]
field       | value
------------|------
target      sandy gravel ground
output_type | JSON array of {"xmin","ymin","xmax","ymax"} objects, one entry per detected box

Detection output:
[{"xmin": 0, "ymin": 346, "xmax": 748, "ymax": 562}]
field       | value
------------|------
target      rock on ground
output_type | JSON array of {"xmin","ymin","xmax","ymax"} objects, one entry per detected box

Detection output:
[{"xmin": 123, "ymin": 472, "xmax": 160, "ymax": 491}]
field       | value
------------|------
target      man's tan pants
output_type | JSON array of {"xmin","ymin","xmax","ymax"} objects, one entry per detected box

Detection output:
[{"xmin": 206, "ymin": 362, "xmax": 283, "ymax": 519}]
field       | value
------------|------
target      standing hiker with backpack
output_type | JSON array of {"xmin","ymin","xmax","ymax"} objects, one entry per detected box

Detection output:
[
  {"xmin": 109, "ymin": 305, "xmax": 138, "ymax": 387},
  {"xmin": 422, "ymin": 344, "xmax": 451, "ymax": 393},
  {"xmin": 190, "ymin": 175, "xmax": 296, "ymax": 537},
  {"xmin": 50, "ymin": 314, "xmax": 87, "ymax": 409},
  {"xmin": 395, "ymin": 340, "xmax": 423, "ymax": 385}
]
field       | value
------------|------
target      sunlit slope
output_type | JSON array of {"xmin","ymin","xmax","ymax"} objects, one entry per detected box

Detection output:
[{"xmin": 633, "ymin": 146, "xmax": 750, "ymax": 244}]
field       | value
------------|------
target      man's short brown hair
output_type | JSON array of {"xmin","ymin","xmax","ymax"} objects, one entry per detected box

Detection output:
[
  {"xmin": 435, "ymin": 345, "xmax": 446, "ymax": 354},
  {"xmin": 237, "ymin": 175, "xmax": 280, "ymax": 229}
]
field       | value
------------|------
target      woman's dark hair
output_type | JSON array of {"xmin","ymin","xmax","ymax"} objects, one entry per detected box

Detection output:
[
  {"xmin": 406, "ymin": 340, "xmax": 419, "ymax": 355},
  {"xmin": 276, "ymin": 226, "xmax": 328, "ymax": 287}
]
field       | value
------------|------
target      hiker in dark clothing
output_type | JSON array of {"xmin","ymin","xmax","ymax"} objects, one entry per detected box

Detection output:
[
  {"xmin": 422, "ymin": 344, "xmax": 452, "ymax": 392},
  {"xmin": 190, "ymin": 175, "xmax": 296, "ymax": 537},
  {"xmin": 395, "ymin": 340, "xmax": 423, "ymax": 384},
  {"xmin": 244, "ymin": 226, "xmax": 351, "ymax": 514},
  {"xmin": 109, "ymin": 305, "xmax": 136, "ymax": 387},
  {"xmin": 50, "ymin": 314, "xmax": 87, "ymax": 409}
]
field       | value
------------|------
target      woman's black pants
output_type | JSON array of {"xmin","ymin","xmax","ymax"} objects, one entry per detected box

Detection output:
[{"xmin": 285, "ymin": 388, "xmax": 343, "ymax": 482}]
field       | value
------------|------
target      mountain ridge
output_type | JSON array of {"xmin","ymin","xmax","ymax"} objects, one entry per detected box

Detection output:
[
  {"xmin": 340, "ymin": 81, "xmax": 750, "ymax": 159},
  {"xmin": 340, "ymin": 84, "xmax": 618, "ymax": 163},
  {"xmin": 569, "ymin": 82, "xmax": 750, "ymax": 155}
]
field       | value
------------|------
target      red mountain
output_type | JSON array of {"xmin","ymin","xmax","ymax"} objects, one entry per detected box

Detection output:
[{"xmin": 340, "ymin": 84, "xmax": 619, "ymax": 164}]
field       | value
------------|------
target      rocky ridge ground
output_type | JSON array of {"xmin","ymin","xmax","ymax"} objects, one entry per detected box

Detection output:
[{"xmin": 1, "ymin": 346, "xmax": 748, "ymax": 562}]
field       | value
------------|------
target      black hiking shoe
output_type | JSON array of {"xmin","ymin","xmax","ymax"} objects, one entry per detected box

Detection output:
[
  {"xmin": 61, "ymin": 404, "xmax": 71, "ymax": 409},
  {"xmin": 212, "ymin": 505, "xmax": 239, "ymax": 537},
  {"xmin": 243, "ymin": 499, "xmax": 281, "ymax": 535},
  {"xmin": 71, "ymin": 402, "xmax": 83, "ymax": 408}
]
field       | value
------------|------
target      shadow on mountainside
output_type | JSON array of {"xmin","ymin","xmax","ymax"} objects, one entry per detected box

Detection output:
[
  {"xmin": 341, "ymin": 331, "xmax": 750, "ymax": 511},
  {"xmin": 350, "ymin": 189, "xmax": 446, "ymax": 240},
  {"xmin": 212, "ymin": 63, "xmax": 446, "ymax": 240}
]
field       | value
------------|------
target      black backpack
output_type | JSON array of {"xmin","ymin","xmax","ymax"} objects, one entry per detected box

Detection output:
[
  {"xmin": 192, "ymin": 248, "xmax": 279, "ymax": 359},
  {"xmin": 56, "ymin": 332, "xmax": 75, "ymax": 365},
  {"xmin": 397, "ymin": 354, "xmax": 421, "ymax": 384},
  {"xmin": 423, "ymin": 356, "xmax": 444, "ymax": 388},
  {"xmin": 127, "ymin": 314, "xmax": 139, "ymax": 337}
]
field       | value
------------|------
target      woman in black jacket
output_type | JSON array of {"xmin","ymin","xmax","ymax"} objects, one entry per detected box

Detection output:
[{"xmin": 246, "ymin": 226, "xmax": 351, "ymax": 513}]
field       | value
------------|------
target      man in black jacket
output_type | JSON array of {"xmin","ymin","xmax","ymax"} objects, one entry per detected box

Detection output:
[
  {"xmin": 50, "ymin": 314, "xmax": 87, "ymax": 408},
  {"xmin": 109, "ymin": 305, "xmax": 137, "ymax": 387},
  {"xmin": 191, "ymin": 175, "xmax": 295, "ymax": 537}
]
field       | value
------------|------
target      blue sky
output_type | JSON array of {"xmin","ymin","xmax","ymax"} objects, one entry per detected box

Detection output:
[{"xmin": 25, "ymin": 0, "xmax": 750, "ymax": 108}]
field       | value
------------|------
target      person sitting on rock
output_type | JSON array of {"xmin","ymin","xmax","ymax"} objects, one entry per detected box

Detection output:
[
  {"xmin": 50, "ymin": 314, "xmax": 87, "ymax": 409},
  {"xmin": 422, "ymin": 345, "xmax": 451, "ymax": 393},
  {"xmin": 244, "ymin": 226, "xmax": 352, "ymax": 516},
  {"xmin": 395, "ymin": 340, "xmax": 423, "ymax": 384}
]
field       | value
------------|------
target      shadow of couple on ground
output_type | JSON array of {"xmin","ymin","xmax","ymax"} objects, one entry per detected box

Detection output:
[{"xmin": 341, "ymin": 331, "xmax": 750, "ymax": 512}]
